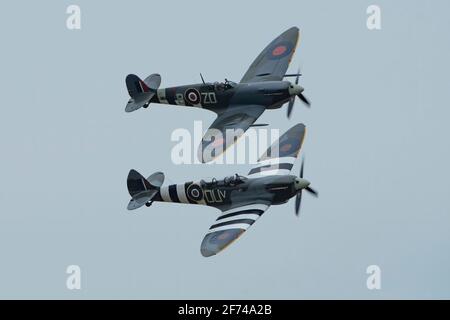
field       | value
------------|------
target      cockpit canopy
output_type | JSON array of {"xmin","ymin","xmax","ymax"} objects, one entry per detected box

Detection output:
[
  {"xmin": 223, "ymin": 174, "xmax": 246, "ymax": 185},
  {"xmin": 201, "ymin": 174, "xmax": 247, "ymax": 187},
  {"xmin": 213, "ymin": 79, "xmax": 237, "ymax": 92}
]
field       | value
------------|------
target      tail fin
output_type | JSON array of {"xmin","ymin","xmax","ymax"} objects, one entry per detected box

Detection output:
[
  {"xmin": 125, "ymin": 73, "xmax": 161, "ymax": 113},
  {"xmin": 126, "ymin": 169, "xmax": 165, "ymax": 210}
]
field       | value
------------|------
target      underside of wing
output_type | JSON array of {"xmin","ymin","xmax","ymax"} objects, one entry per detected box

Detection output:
[
  {"xmin": 197, "ymin": 105, "xmax": 266, "ymax": 163},
  {"xmin": 200, "ymin": 203, "xmax": 270, "ymax": 257},
  {"xmin": 247, "ymin": 123, "xmax": 306, "ymax": 178},
  {"xmin": 240, "ymin": 27, "xmax": 299, "ymax": 83}
]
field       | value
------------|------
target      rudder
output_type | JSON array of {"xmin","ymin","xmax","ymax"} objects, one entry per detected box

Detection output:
[{"xmin": 126, "ymin": 74, "xmax": 151, "ymax": 97}]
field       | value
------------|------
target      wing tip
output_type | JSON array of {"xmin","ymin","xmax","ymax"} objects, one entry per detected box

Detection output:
[
  {"xmin": 284, "ymin": 26, "xmax": 300, "ymax": 36},
  {"xmin": 256, "ymin": 123, "xmax": 306, "ymax": 161},
  {"xmin": 200, "ymin": 229, "xmax": 246, "ymax": 257},
  {"xmin": 200, "ymin": 248, "xmax": 216, "ymax": 258}
]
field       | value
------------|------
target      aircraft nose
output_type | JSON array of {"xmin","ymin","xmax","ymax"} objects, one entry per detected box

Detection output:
[
  {"xmin": 289, "ymin": 84, "xmax": 304, "ymax": 96},
  {"xmin": 295, "ymin": 178, "xmax": 310, "ymax": 190}
]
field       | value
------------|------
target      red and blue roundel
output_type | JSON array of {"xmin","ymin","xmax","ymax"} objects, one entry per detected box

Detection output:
[
  {"xmin": 267, "ymin": 41, "xmax": 294, "ymax": 60},
  {"xmin": 184, "ymin": 88, "xmax": 201, "ymax": 105},
  {"xmin": 277, "ymin": 137, "xmax": 301, "ymax": 157}
]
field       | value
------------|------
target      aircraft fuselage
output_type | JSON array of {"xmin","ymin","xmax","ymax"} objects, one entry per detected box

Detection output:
[
  {"xmin": 152, "ymin": 174, "xmax": 308, "ymax": 212},
  {"xmin": 149, "ymin": 80, "xmax": 296, "ymax": 114}
]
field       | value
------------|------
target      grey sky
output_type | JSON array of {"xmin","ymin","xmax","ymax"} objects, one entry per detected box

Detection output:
[{"xmin": 0, "ymin": 0, "xmax": 449, "ymax": 298}]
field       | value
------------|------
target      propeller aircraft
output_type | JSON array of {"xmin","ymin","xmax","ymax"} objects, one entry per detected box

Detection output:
[
  {"xmin": 126, "ymin": 124, "xmax": 317, "ymax": 257},
  {"xmin": 125, "ymin": 27, "xmax": 311, "ymax": 163}
]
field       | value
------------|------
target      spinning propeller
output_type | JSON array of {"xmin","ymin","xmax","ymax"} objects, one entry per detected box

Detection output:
[
  {"xmin": 295, "ymin": 157, "xmax": 318, "ymax": 216},
  {"xmin": 287, "ymin": 68, "xmax": 311, "ymax": 119}
]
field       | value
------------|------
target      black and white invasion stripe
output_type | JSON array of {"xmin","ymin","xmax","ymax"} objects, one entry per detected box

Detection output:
[
  {"xmin": 159, "ymin": 181, "xmax": 206, "ymax": 204},
  {"xmin": 247, "ymin": 156, "xmax": 296, "ymax": 178},
  {"xmin": 207, "ymin": 204, "xmax": 269, "ymax": 233}
]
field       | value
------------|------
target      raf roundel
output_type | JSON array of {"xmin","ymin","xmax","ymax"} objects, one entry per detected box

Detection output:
[
  {"xmin": 184, "ymin": 88, "xmax": 201, "ymax": 105},
  {"xmin": 267, "ymin": 41, "xmax": 293, "ymax": 60},
  {"xmin": 212, "ymin": 137, "xmax": 224, "ymax": 148},
  {"xmin": 187, "ymin": 183, "xmax": 204, "ymax": 202},
  {"xmin": 272, "ymin": 45, "xmax": 287, "ymax": 56},
  {"xmin": 278, "ymin": 137, "xmax": 301, "ymax": 157}
]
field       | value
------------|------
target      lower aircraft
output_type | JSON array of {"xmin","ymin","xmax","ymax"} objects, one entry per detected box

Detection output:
[{"xmin": 126, "ymin": 124, "xmax": 318, "ymax": 257}]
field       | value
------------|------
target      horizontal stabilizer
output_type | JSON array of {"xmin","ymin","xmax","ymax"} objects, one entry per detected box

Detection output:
[
  {"xmin": 147, "ymin": 171, "xmax": 164, "ymax": 188},
  {"xmin": 127, "ymin": 189, "xmax": 158, "ymax": 210},
  {"xmin": 125, "ymin": 92, "xmax": 155, "ymax": 113}
]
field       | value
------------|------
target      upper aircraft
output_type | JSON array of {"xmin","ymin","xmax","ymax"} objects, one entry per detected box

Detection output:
[{"xmin": 125, "ymin": 26, "xmax": 310, "ymax": 162}]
